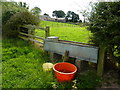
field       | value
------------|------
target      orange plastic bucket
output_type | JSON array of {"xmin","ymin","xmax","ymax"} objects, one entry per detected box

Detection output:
[{"xmin": 53, "ymin": 62, "xmax": 77, "ymax": 82}]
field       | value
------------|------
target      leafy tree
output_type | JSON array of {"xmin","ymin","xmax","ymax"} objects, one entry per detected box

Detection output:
[
  {"xmin": 79, "ymin": 20, "xmax": 82, "ymax": 23},
  {"xmin": 65, "ymin": 11, "xmax": 79, "ymax": 22},
  {"xmin": 52, "ymin": 10, "xmax": 65, "ymax": 18},
  {"xmin": 2, "ymin": 2, "xmax": 29, "ymax": 25},
  {"xmin": 2, "ymin": 1, "xmax": 28, "ymax": 38},
  {"xmin": 44, "ymin": 13, "xmax": 49, "ymax": 16},
  {"xmin": 88, "ymin": 2, "xmax": 120, "ymax": 73},
  {"xmin": 80, "ymin": 10, "xmax": 88, "ymax": 23},
  {"xmin": 3, "ymin": 11, "xmax": 40, "ymax": 37},
  {"xmin": 31, "ymin": 7, "xmax": 41, "ymax": 16},
  {"xmin": 17, "ymin": 2, "xmax": 29, "ymax": 9},
  {"xmin": 2, "ymin": 2, "xmax": 40, "ymax": 38},
  {"xmin": 2, "ymin": 2, "xmax": 25, "ymax": 24}
]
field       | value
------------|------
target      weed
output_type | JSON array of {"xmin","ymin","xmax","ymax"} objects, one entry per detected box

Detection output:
[{"xmin": 2, "ymin": 38, "xmax": 53, "ymax": 88}]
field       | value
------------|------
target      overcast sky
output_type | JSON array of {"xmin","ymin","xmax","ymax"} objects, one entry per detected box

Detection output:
[{"xmin": 6, "ymin": 0, "xmax": 100, "ymax": 20}]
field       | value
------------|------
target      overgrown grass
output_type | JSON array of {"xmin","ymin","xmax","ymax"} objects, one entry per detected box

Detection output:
[
  {"xmin": 2, "ymin": 38, "xmax": 101, "ymax": 88},
  {"xmin": 2, "ymin": 38, "xmax": 54, "ymax": 88},
  {"xmin": 35, "ymin": 21, "xmax": 91, "ymax": 43}
]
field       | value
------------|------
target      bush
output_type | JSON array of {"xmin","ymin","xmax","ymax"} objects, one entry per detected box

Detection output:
[
  {"xmin": 2, "ymin": 2, "xmax": 20, "ymax": 25},
  {"xmin": 3, "ymin": 11, "xmax": 40, "ymax": 37},
  {"xmin": 88, "ymin": 2, "xmax": 120, "ymax": 62},
  {"xmin": 76, "ymin": 71, "xmax": 102, "ymax": 89},
  {"xmin": 2, "ymin": 2, "xmax": 40, "ymax": 38}
]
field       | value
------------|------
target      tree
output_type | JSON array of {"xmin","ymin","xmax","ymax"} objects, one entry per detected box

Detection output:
[
  {"xmin": 52, "ymin": 10, "xmax": 65, "ymax": 18},
  {"xmin": 88, "ymin": 2, "xmax": 120, "ymax": 76},
  {"xmin": 2, "ymin": 2, "xmax": 40, "ymax": 38},
  {"xmin": 65, "ymin": 11, "xmax": 79, "ymax": 22},
  {"xmin": 18, "ymin": 2, "xmax": 29, "ymax": 9},
  {"xmin": 2, "ymin": 2, "xmax": 28, "ymax": 24},
  {"xmin": 31, "ymin": 7, "xmax": 41, "ymax": 16},
  {"xmin": 2, "ymin": 2, "xmax": 29, "ymax": 24},
  {"xmin": 80, "ymin": 10, "xmax": 88, "ymax": 23},
  {"xmin": 3, "ymin": 11, "xmax": 40, "ymax": 37},
  {"xmin": 44, "ymin": 13, "xmax": 49, "ymax": 16}
]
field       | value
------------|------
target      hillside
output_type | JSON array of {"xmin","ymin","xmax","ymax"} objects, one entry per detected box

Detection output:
[
  {"xmin": 39, "ymin": 21, "xmax": 80, "ymax": 27},
  {"xmin": 35, "ymin": 21, "xmax": 91, "ymax": 43}
]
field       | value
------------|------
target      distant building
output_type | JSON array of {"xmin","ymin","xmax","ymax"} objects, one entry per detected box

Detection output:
[{"xmin": 55, "ymin": 18, "xmax": 66, "ymax": 23}]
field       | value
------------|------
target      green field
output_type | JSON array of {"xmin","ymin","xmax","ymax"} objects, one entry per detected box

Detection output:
[
  {"xmin": 35, "ymin": 21, "xmax": 91, "ymax": 43},
  {"xmin": 2, "ymin": 38, "xmax": 100, "ymax": 88}
]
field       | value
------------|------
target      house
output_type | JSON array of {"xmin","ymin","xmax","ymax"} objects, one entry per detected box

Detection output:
[{"xmin": 55, "ymin": 18, "xmax": 66, "ymax": 23}]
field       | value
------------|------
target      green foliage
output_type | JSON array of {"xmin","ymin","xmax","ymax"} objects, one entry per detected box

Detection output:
[
  {"xmin": 31, "ymin": 7, "xmax": 41, "ymax": 16},
  {"xmin": 50, "ymin": 71, "xmax": 102, "ymax": 89},
  {"xmin": 2, "ymin": 2, "xmax": 28, "ymax": 25},
  {"xmin": 2, "ymin": 2, "xmax": 18, "ymax": 24},
  {"xmin": 2, "ymin": 38, "xmax": 52, "ymax": 88},
  {"xmin": 89, "ymin": 2, "xmax": 120, "ymax": 62},
  {"xmin": 80, "ymin": 10, "xmax": 88, "ymax": 23},
  {"xmin": 2, "ymin": 2, "xmax": 40, "ymax": 38},
  {"xmin": 3, "ymin": 11, "xmax": 40, "ymax": 37},
  {"xmin": 65, "ymin": 11, "xmax": 80, "ymax": 22},
  {"xmin": 44, "ymin": 13, "xmax": 49, "ymax": 16},
  {"xmin": 2, "ymin": 38, "xmax": 102, "ymax": 88},
  {"xmin": 52, "ymin": 10, "xmax": 66, "ymax": 18},
  {"xmin": 17, "ymin": 2, "xmax": 29, "ymax": 9},
  {"xmin": 89, "ymin": 2, "xmax": 120, "ymax": 45},
  {"xmin": 2, "ymin": 47, "xmax": 30, "ymax": 61}
]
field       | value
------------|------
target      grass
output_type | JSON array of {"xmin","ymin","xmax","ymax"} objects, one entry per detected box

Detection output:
[
  {"xmin": 2, "ymin": 38, "xmax": 101, "ymax": 88},
  {"xmin": 39, "ymin": 20, "xmax": 80, "ymax": 28},
  {"xmin": 2, "ymin": 38, "xmax": 54, "ymax": 88},
  {"xmin": 35, "ymin": 21, "xmax": 91, "ymax": 43}
]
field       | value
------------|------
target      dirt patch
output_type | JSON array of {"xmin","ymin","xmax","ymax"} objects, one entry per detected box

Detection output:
[{"xmin": 101, "ymin": 70, "xmax": 120, "ymax": 88}]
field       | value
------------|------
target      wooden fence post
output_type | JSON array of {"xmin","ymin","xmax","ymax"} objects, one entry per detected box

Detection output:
[
  {"xmin": 62, "ymin": 50, "xmax": 69, "ymax": 62},
  {"xmin": 75, "ymin": 59, "xmax": 81, "ymax": 72},
  {"xmin": 45, "ymin": 26, "xmax": 50, "ymax": 38},
  {"xmin": 32, "ymin": 28, "xmax": 35, "ymax": 44},
  {"xmin": 97, "ymin": 45, "xmax": 106, "ymax": 77},
  {"xmin": 49, "ymin": 52, "xmax": 55, "ymax": 62},
  {"xmin": 28, "ymin": 29, "xmax": 31, "ymax": 41}
]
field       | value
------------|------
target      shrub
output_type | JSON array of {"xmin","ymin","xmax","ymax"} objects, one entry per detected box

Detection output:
[
  {"xmin": 2, "ymin": 2, "xmax": 20, "ymax": 25},
  {"xmin": 88, "ymin": 2, "xmax": 120, "ymax": 62},
  {"xmin": 3, "ymin": 11, "xmax": 40, "ymax": 37},
  {"xmin": 2, "ymin": 2, "xmax": 29, "ymax": 25},
  {"xmin": 2, "ymin": 2, "xmax": 39, "ymax": 38}
]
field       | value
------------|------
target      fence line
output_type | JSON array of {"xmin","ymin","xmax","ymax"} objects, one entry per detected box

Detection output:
[
  {"xmin": 19, "ymin": 24, "xmax": 118, "ymax": 77},
  {"xmin": 19, "ymin": 25, "xmax": 50, "ymax": 45},
  {"xmin": 19, "ymin": 32, "xmax": 44, "ymax": 40},
  {"xmin": 40, "ymin": 22, "xmax": 80, "ymax": 28}
]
